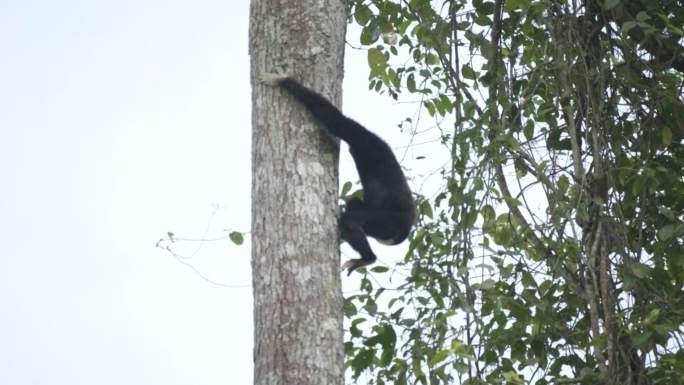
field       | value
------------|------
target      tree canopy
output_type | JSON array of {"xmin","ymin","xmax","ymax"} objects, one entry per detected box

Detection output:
[{"xmin": 343, "ymin": 1, "xmax": 684, "ymax": 384}]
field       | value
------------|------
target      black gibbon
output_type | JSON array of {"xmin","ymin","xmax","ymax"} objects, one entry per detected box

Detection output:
[{"xmin": 261, "ymin": 74, "xmax": 415, "ymax": 275}]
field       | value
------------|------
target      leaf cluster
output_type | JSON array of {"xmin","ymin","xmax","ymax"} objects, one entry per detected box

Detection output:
[{"xmin": 343, "ymin": 1, "xmax": 684, "ymax": 384}]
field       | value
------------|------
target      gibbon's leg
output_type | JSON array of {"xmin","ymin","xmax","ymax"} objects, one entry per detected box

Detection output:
[
  {"xmin": 344, "ymin": 197, "xmax": 365, "ymax": 211},
  {"xmin": 361, "ymin": 211, "xmax": 413, "ymax": 245},
  {"xmin": 340, "ymin": 201, "xmax": 378, "ymax": 275},
  {"xmin": 345, "ymin": 197, "xmax": 412, "ymax": 243},
  {"xmin": 340, "ymin": 200, "xmax": 412, "ymax": 275}
]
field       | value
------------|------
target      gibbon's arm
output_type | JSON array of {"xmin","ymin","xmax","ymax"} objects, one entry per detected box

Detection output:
[{"xmin": 260, "ymin": 73, "xmax": 367, "ymax": 144}]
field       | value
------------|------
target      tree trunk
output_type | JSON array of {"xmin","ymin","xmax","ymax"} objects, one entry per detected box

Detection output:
[{"xmin": 248, "ymin": 1, "xmax": 346, "ymax": 385}]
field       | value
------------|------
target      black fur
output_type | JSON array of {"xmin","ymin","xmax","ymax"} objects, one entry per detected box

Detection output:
[{"xmin": 270, "ymin": 76, "xmax": 415, "ymax": 275}]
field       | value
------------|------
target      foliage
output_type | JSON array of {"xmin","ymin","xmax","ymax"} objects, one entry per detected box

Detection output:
[{"xmin": 343, "ymin": 1, "xmax": 684, "ymax": 384}]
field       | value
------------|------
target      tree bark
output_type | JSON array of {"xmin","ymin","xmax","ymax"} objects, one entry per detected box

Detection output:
[{"xmin": 249, "ymin": 1, "xmax": 346, "ymax": 384}]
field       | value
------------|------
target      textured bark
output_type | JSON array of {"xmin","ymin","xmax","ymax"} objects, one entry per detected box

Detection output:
[{"xmin": 248, "ymin": 1, "xmax": 346, "ymax": 385}]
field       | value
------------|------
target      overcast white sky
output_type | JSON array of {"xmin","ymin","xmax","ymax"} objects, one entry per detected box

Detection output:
[{"xmin": 0, "ymin": 1, "xmax": 439, "ymax": 384}]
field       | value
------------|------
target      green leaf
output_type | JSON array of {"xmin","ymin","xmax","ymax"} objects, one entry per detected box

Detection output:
[
  {"xmin": 382, "ymin": 32, "xmax": 399, "ymax": 45},
  {"xmin": 388, "ymin": 68, "xmax": 400, "ymax": 89},
  {"xmin": 420, "ymin": 200, "xmax": 433, "ymax": 219},
  {"xmin": 539, "ymin": 280, "xmax": 553, "ymax": 296},
  {"xmin": 462, "ymin": 65, "xmax": 476, "ymax": 80},
  {"xmin": 666, "ymin": 24, "xmax": 684, "ymax": 37},
  {"xmin": 603, "ymin": 0, "xmax": 621, "ymax": 11},
  {"xmin": 379, "ymin": 324, "xmax": 397, "ymax": 347},
  {"xmin": 341, "ymin": 181, "xmax": 353, "ymax": 197},
  {"xmin": 558, "ymin": 174, "xmax": 570, "ymax": 194},
  {"xmin": 522, "ymin": 271, "xmax": 535, "ymax": 288},
  {"xmin": 424, "ymin": 100, "xmax": 436, "ymax": 116},
  {"xmin": 631, "ymin": 174, "xmax": 644, "ymax": 196},
  {"xmin": 451, "ymin": 340, "xmax": 472, "ymax": 357},
  {"xmin": 657, "ymin": 206, "xmax": 676, "ymax": 221},
  {"xmin": 380, "ymin": 344, "xmax": 394, "ymax": 366},
  {"xmin": 439, "ymin": 94, "xmax": 453, "ymax": 114},
  {"xmin": 629, "ymin": 262, "xmax": 650, "ymax": 279},
  {"xmin": 523, "ymin": 120, "xmax": 534, "ymax": 141},
  {"xmin": 474, "ymin": 0, "xmax": 495, "ymax": 15},
  {"xmin": 354, "ymin": 4, "xmax": 373, "ymax": 26},
  {"xmin": 350, "ymin": 317, "xmax": 366, "ymax": 337},
  {"xmin": 662, "ymin": 126, "xmax": 672, "ymax": 146},
  {"xmin": 621, "ymin": 21, "xmax": 637, "ymax": 33},
  {"xmin": 480, "ymin": 279, "xmax": 496, "ymax": 290},
  {"xmin": 428, "ymin": 349, "xmax": 450, "ymax": 368},
  {"xmin": 229, "ymin": 231, "xmax": 244, "ymax": 245},
  {"xmin": 407, "ymin": 73, "xmax": 417, "ymax": 92},
  {"xmin": 482, "ymin": 204, "xmax": 496, "ymax": 233},
  {"xmin": 360, "ymin": 21, "xmax": 381, "ymax": 45},
  {"xmin": 503, "ymin": 370, "xmax": 524, "ymax": 384},
  {"xmin": 635, "ymin": 11, "xmax": 650, "ymax": 21},
  {"xmin": 428, "ymin": 287, "xmax": 445, "ymax": 308},
  {"xmin": 364, "ymin": 300, "xmax": 378, "ymax": 315},
  {"xmin": 350, "ymin": 348, "xmax": 375, "ymax": 376},
  {"xmin": 644, "ymin": 308, "xmax": 660, "ymax": 325},
  {"xmin": 503, "ymin": 0, "xmax": 527, "ymax": 12},
  {"xmin": 425, "ymin": 53, "xmax": 439, "ymax": 65},
  {"xmin": 634, "ymin": 331, "xmax": 653, "ymax": 348},
  {"xmin": 658, "ymin": 224, "xmax": 684, "ymax": 242},
  {"xmin": 367, "ymin": 48, "xmax": 387, "ymax": 70},
  {"xmin": 343, "ymin": 299, "xmax": 358, "ymax": 317}
]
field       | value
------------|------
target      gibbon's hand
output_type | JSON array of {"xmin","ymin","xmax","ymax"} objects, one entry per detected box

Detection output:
[{"xmin": 259, "ymin": 72, "xmax": 288, "ymax": 86}]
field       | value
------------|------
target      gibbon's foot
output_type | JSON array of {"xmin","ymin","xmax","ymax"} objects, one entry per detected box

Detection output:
[
  {"xmin": 259, "ymin": 71, "xmax": 289, "ymax": 86},
  {"xmin": 341, "ymin": 258, "xmax": 373, "ymax": 276}
]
